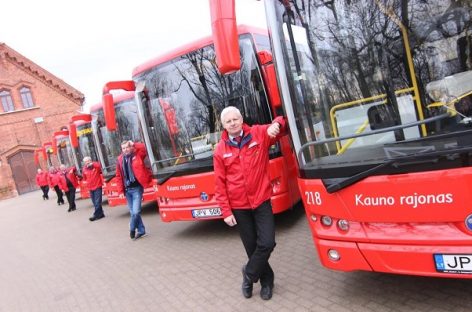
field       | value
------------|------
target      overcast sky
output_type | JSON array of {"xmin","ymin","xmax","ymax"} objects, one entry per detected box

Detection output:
[{"xmin": 1, "ymin": 0, "xmax": 266, "ymax": 110}]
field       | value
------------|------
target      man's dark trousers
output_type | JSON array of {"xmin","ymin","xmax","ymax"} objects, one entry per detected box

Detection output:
[{"xmin": 233, "ymin": 200, "xmax": 275, "ymax": 286}]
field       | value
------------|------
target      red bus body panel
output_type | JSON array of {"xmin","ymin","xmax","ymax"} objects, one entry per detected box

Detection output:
[
  {"xmin": 104, "ymin": 177, "xmax": 155, "ymax": 207},
  {"xmin": 159, "ymin": 144, "xmax": 300, "ymax": 222},
  {"xmin": 300, "ymin": 167, "xmax": 472, "ymax": 277}
]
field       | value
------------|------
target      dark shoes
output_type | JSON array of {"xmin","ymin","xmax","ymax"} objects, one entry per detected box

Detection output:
[
  {"xmin": 130, "ymin": 231, "xmax": 135, "ymax": 239},
  {"xmin": 134, "ymin": 232, "xmax": 147, "ymax": 240},
  {"xmin": 241, "ymin": 265, "xmax": 253, "ymax": 299},
  {"xmin": 89, "ymin": 215, "xmax": 105, "ymax": 221},
  {"xmin": 260, "ymin": 284, "xmax": 274, "ymax": 300}
]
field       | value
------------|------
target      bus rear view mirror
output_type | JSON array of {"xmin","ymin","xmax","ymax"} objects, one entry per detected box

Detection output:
[
  {"xmin": 367, "ymin": 104, "xmax": 397, "ymax": 130},
  {"xmin": 257, "ymin": 50, "xmax": 282, "ymax": 111},
  {"xmin": 209, "ymin": 0, "xmax": 241, "ymax": 74},
  {"xmin": 69, "ymin": 123, "xmax": 78, "ymax": 148},
  {"xmin": 103, "ymin": 93, "xmax": 117, "ymax": 131}
]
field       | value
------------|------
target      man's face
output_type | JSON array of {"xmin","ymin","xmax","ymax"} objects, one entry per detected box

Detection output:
[
  {"xmin": 222, "ymin": 112, "xmax": 243, "ymax": 137},
  {"xmin": 84, "ymin": 159, "xmax": 92, "ymax": 168},
  {"xmin": 121, "ymin": 142, "xmax": 134, "ymax": 156}
]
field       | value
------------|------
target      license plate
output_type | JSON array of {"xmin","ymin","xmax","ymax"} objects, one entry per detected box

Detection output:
[
  {"xmin": 191, "ymin": 208, "xmax": 222, "ymax": 218},
  {"xmin": 434, "ymin": 254, "xmax": 472, "ymax": 274}
]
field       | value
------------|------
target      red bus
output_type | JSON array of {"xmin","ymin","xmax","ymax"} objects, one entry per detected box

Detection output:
[
  {"xmin": 52, "ymin": 130, "xmax": 79, "ymax": 170},
  {"xmin": 90, "ymin": 91, "xmax": 156, "ymax": 207},
  {"xmin": 34, "ymin": 147, "xmax": 48, "ymax": 169},
  {"xmin": 102, "ymin": 25, "xmax": 300, "ymax": 222},
  {"xmin": 69, "ymin": 113, "xmax": 101, "ymax": 199},
  {"xmin": 211, "ymin": 0, "xmax": 472, "ymax": 278},
  {"xmin": 41, "ymin": 142, "xmax": 54, "ymax": 168}
]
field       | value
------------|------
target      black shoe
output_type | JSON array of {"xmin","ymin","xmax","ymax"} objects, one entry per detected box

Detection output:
[
  {"xmin": 67, "ymin": 208, "xmax": 71, "ymax": 212},
  {"xmin": 89, "ymin": 215, "xmax": 105, "ymax": 222},
  {"xmin": 260, "ymin": 284, "xmax": 273, "ymax": 300},
  {"xmin": 241, "ymin": 265, "xmax": 253, "ymax": 299},
  {"xmin": 130, "ymin": 231, "xmax": 135, "ymax": 239},
  {"xmin": 134, "ymin": 232, "xmax": 147, "ymax": 240},
  {"xmin": 71, "ymin": 207, "xmax": 76, "ymax": 211}
]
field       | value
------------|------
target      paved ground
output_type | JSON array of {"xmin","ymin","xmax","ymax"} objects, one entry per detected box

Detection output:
[{"xmin": 1, "ymin": 190, "xmax": 472, "ymax": 312}]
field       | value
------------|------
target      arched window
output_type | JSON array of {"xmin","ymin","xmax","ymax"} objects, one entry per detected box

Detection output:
[
  {"xmin": 0, "ymin": 90, "xmax": 14, "ymax": 112},
  {"xmin": 20, "ymin": 87, "xmax": 34, "ymax": 108}
]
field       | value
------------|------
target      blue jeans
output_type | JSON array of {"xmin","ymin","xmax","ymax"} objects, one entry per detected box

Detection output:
[
  {"xmin": 90, "ymin": 188, "xmax": 104, "ymax": 218},
  {"xmin": 125, "ymin": 186, "xmax": 145, "ymax": 235}
]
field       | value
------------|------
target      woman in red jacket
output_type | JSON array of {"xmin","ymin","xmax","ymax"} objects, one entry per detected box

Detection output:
[
  {"xmin": 49, "ymin": 167, "xmax": 65, "ymax": 206},
  {"xmin": 35, "ymin": 168, "xmax": 50, "ymax": 200},
  {"xmin": 58, "ymin": 164, "xmax": 80, "ymax": 212}
]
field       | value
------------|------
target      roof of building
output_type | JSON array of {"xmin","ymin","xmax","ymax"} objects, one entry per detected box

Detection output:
[{"xmin": 0, "ymin": 43, "xmax": 84, "ymax": 104}]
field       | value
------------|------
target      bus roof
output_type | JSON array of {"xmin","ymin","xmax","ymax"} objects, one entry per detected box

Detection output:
[{"xmin": 132, "ymin": 24, "xmax": 268, "ymax": 77}]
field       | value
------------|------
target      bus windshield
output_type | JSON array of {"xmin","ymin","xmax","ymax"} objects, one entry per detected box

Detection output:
[
  {"xmin": 57, "ymin": 137, "xmax": 76, "ymax": 168},
  {"xmin": 133, "ymin": 35, "xmax": 272, "ymax": 174},
  {"xmin": 268, "ymin": 0, "xmax": 472, "ymax": 178},
  {"xmin": 76, "ymin": 123, "xmax": 98, "ymax": 171},
  {"xmin": 91, "ymin": 98, "xmax": 144, "ymax": 177}
]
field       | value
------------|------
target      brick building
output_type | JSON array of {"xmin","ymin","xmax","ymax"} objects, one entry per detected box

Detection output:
[{"xmin": 0, "ymin": 43, "xmax": 84, "ymax": 199}]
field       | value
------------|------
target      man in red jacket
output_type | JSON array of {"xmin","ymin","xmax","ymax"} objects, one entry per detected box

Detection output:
[
  {"xmin": 58, "ymin": 164, "xmax": 80, "ymax": 212},
  {"xmin": 35, "ymin": 168, "xmax": 50, "ymax": 200},
  {"xmin": 116, "ymin": 140, "xmax": 152, "ymax": 240},
  {"xmin": 213, "ymin": 106, "xmax": 285, "ymax": 301},
  {"xmin": 82, "ymin": 156, "xmax": 105, "ymax": 221}
]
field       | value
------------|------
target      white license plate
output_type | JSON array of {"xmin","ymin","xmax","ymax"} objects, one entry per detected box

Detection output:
[
  {"xmin": 191, "ymin": 208, "xmax": 222, "ymax": 218},
  {"xmin": 434, "ymin": 254, "xmax": 472, "ymax": 274}
]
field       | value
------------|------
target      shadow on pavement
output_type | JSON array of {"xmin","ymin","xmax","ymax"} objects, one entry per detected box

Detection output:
[{"xmin": 274, "ymin": 201, "xmax": 306, "ymax": 232}]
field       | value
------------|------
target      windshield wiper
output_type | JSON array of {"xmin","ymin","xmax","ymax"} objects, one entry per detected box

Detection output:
[
  {"xmin": 323, "ymin": 146, "xmax": 472, "ymax": 193},
  {"xmin": 156, "ymin": 171, "xmax": 178, "ymax": 185}
]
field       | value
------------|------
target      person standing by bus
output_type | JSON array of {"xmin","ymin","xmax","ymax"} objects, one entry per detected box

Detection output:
[
  {"xmin": 213, "ymin": 106, "xmax": 286, "ymax": 300},
  {"xmin": 58, "ymin": 164, "xmax": 80, "ymax": 212},
  {"xmin": 49, "ymin": 167, "xmax": 65, "ymax": 206},
  {"xmin": 82, "ymin": 156, "xmax": 105, "ymax": 221},
  {"xmin": 35, "ymin": 168, "xmax": 50, "ymax": 200},
  {"xmin": 116, "ymin": 140, "xmax": 152, "ymax": 240}
]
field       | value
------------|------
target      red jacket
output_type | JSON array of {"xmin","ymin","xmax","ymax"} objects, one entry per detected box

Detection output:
[
  {"xmin": 58, "ymin": 167, "xmax": 80, "ymax": 192},
  {"xmin": 81, "ymin": 161, "xmax": 103, "ymax": 191},
  {"xmin": 115, "ymin": 142, "xmax": 152, "ymax": 193},
  {"xmin": 35, "ymin": 172, "xmax": 49, "ymax": 187},
  {"xmin": 48, "ymin": 172, "xmax": 61, "ymax": 187},
  {"xmin": 213, "ymin": 116, "xmax": 286, "ymax": 218}
]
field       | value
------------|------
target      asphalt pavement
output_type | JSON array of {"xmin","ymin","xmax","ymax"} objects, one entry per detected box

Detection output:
[{"xmin": 1, "ymin": 190, "xmax": 471, "ymax": 312}]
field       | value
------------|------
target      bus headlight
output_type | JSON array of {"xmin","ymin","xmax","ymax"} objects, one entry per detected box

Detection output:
[
  {"xmin": 337, "ymin": 219, "xmax": 350, "ymax": 231},
  {"xmin": 321, "ymin": 215, "xmax": 332, "ymax": 226}
]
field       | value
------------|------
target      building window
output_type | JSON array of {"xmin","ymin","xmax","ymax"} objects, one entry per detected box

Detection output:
[
  {"xmin": 0, "ymin": 90, "xmax": 14, "ymax": 112},
  {"xmin": 20, "ymin": 87, "xmax": 34, "ymax": 108}
]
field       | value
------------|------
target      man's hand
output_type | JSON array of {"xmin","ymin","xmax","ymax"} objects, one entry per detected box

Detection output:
[
  {"xmin": 267, "ymin": 122, "xmax": 281, "ymax": 138},
  {"xmin": 224, "ymin": 215, "xmax": 237, "ymax": 227}
]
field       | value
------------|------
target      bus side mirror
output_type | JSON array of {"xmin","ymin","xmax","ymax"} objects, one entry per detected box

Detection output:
[
  {"xmin": 52, "ymin": 137, "xmax": 57, "ymax": 155},
  {"xmin": 69, "ymin": 124, "xmax": 78, "ymax": 148},
  {"xmin": 209, "ymin": 0, "xmax": 241, "ymax": 74},
  {"xmin": 103, "ymin": 93, "xmax": 117, "ymax": 131},
  {"xmin": 34, "ymin": 150, "xmax": 40, "ymax": 165},
  {"xmin": 257, "ymin": 51, "xmax": 282, "ymax": 111}
]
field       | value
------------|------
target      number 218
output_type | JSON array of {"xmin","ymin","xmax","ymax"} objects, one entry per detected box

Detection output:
[{"xmin": 305, "ymin": 191, "xmax": 322, "ymax": 205}]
